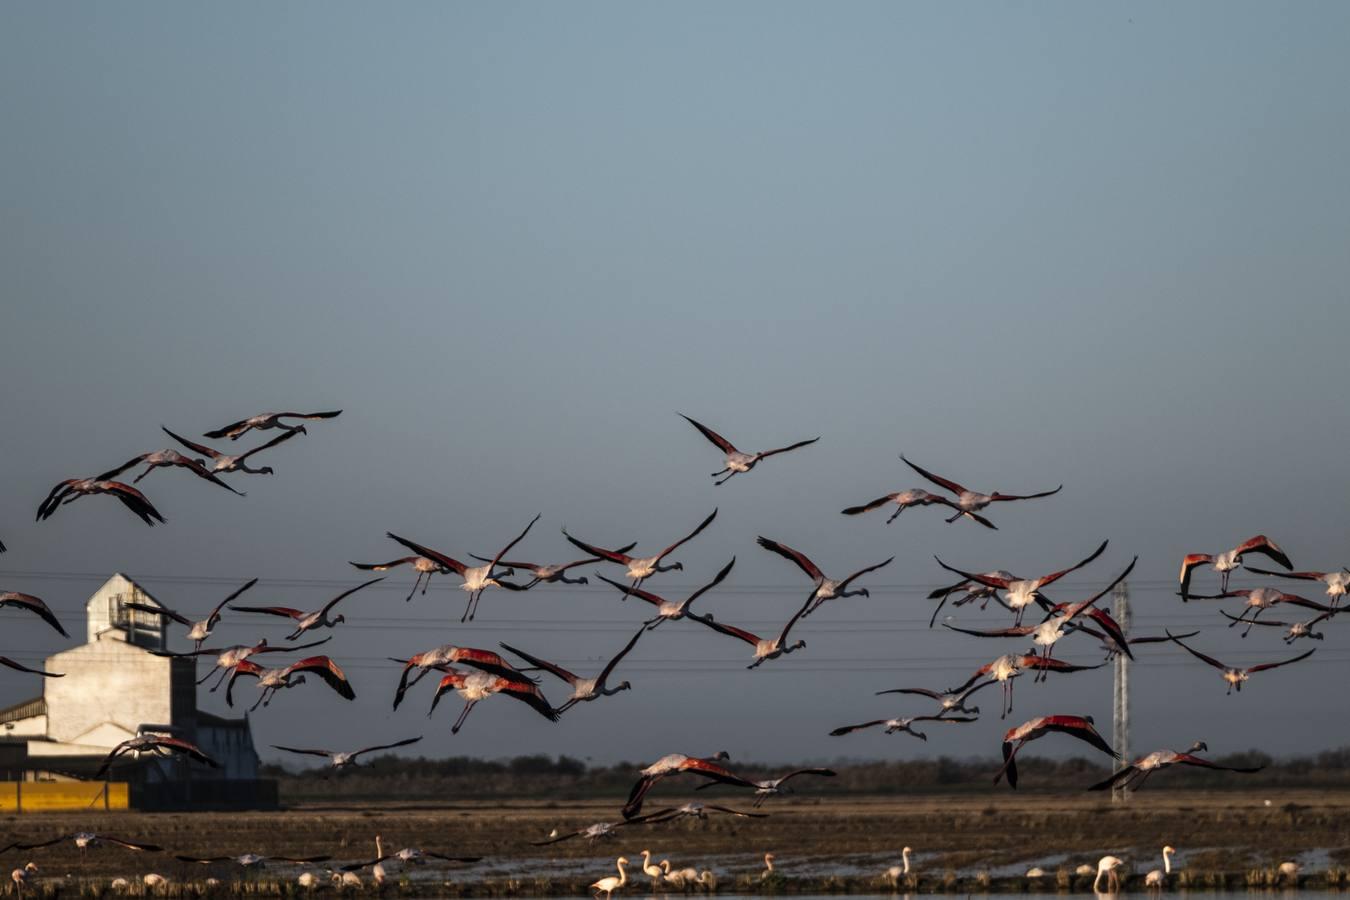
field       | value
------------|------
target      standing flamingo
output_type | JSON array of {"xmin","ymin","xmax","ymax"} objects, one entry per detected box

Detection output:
[
  {"xmin": 1145, "ymin": 846, "xmax": 1177, "ymax": 890},
  {"xmin": 1094, "ymin": 856, "xmax": 1125, "ymax": 892},
  {"xmin": 589, "ymin": 857, "xmax": 628, "ymax": 900},
  {"xmin": 678, "ymin": 413, "xmax": 819, "ymax": 485}
]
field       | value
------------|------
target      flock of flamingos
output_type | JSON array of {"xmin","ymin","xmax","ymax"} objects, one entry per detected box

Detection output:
[{"xmin": 1, "ymin": 408, "xmax": 1341, "ymax": 895}]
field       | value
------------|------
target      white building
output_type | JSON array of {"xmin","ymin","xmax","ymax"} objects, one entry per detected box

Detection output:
[{"xmin": 0, "ymin": 573, "xmax": 260, "ymax": 783}]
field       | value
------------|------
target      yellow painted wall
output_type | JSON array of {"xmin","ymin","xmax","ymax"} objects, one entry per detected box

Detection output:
[{"xmin": 0, "ymin": 782, "xmax": 128, "ymax": 811}]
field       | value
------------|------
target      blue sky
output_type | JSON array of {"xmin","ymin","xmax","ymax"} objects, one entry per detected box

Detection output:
[{"xmin": 2, "ymin": 2, "xmax": 1348, "ymax": 767}]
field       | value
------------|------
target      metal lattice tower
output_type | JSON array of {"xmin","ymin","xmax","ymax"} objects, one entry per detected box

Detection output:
[{"xmin": 1111, "ymin": 579, "xmax": 1131, "ymax": 804}]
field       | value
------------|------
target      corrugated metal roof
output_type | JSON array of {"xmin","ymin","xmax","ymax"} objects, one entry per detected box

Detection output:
[{"xmin": 0, "ymin": 697, "xmax": 45, "ymax": 724}]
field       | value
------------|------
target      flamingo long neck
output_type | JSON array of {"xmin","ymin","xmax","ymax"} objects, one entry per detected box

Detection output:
[
  {"xmin": 765, "ymin": 855, "xmax": 774, "ymax": 873},
  {"xmin": 1164, "ymin": 848, "xmax": 1173, "ymax": 874},
  {"xmin": 902, "ymin": 848, "xmax": 911, "ymax": 874},
  {"xmin": 375, "ymin": 836, "xmax": 383, "ymax": 858},
  {"xmin": 616, "ymin": 860, "xmax": 627, "ymax": 887}
]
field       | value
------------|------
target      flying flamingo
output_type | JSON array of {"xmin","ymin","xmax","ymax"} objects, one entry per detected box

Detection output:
[
  {"xmin": 621, "ymin": 752, "xmax": 758, "ymax": 820},
  {"xmin": 593, "ymin": 558, "xmax": 736, "ymax": 629},
  {"xmin": 873, "ymin": 680, "xmax": 996, "ymax": 717},
  {"xmin": 428, "ymin": 668, "xmax": 559, "ymax": 733},
  {"xmin": 0, "ymin": 657, "xmax": 63, "ymax": 678},
  {"xmin": 995, "ymin": 714, "xmax": 1118, "ymax": 789},
  {"xmin": 390, "ymin": 645, "xmax": 532, "ymax": 709},
  {"xmin": 125, "ymin": 578, "xmax": 257, "ymax": 650},
  {"xmin": 385, "ymin": 514, "xmax": 539, "ymax": 621},
  {"xmin": 924, "ymin": 573, "xmax": 1014, "ymax": 627},
  {"xmin": 7, "ymin": 833, "xmax": 162, "ymax": 858},
  {"xmin": 678, "ymin": 414, "xmax": 819, "ymax": 485},
  {"xmin": 36, "ymin": 473, "xmax": 165, "ymax": 526},
  {"xmin": 949, "ymin": 652, "xmax": 1106, "ymax": 719},
  {"xmin": 941, "ymin": 558, "xmax": 1137, "ymax": 669},
  {"xmin": 734, "ymin": 767, "xmax": 838, "ymax": 806},
  {"xmin": 756, "ymin": 537, "xmax": 893, "ymax": 616},
  {"xmin": 1219, "ymin": 609, "xmax": 1339, "ymax": 643},
  {"xmin": 0, "ymin": 592, "xmax": 69, "ymax": 637},
  {"xmin": 901, "ymin": 454, "xmax": 1062, "ymax": 527},
  {"xmin": 500, "ymin": 626, "xmax": 645, "ymax": 713},
  {"xmin": 934, "ymin": 539, "xmax": 1109, "ymax": 625},
  {"xmin": 95, "ymin": 732, "xmax": 220, "ymax": 778},
  {"xmin": 230, "ymin": 577, "xmax": 383, "ymax": 640},
  {"xmin": 530, "ymin": 821, "xmax": 636, "ymax": 846},
  {"xmin": 1178, "ymin": 535, "xmax": 1292, "ymax": 599},
  {"xmin": 225, "ymin": 655, "xmax": 356, "ymax": 710},
  {"xmin": 467, "ymin": 547, "xmax": 629, "ymax": 588},
  {"xmin": 98, "ymin": 445, "xmax": 245, "ymax": 496},
  {"xmin": 842, "ymin": 489, "xmax": 965, "ymax": 524},
  {"xmin": 339, "ymin": 834, "xmax": 481, "ymax": 870},
  {"xmin": 1245, "ymin": 565, "xmax": 1350, "ymax": 607},
  {"xmin": 271, "ymin": 736, "xmax": 423, "ymax": 772},
  {"xmin": 830, "ymin": 715, "xmax": 978, "ymax": 740},
  {"xmin": 349, "ymin": 556, "xmax": 450, "ymax": 601},
  {"xmin": 636, "ymin": 801, "xmax": 768, "ymax": 823},
  {"xmin": 177, "ymin": 853, "xmax": 332, "ymax": 869},
  {"xmin": 562, "ymin": 509, "xmax": 718, "ymax": 595},
  {"xmin": 1165, "ymin": 631, "xmax": 1314, "ymax": 694},
  {"xmin": 152, "ymin": 636, "xmax": 331, "ymax": 690},
  {"xmin": 1198, "ymin": 587, "xmax": 1331, "ymax": 636},
  {"xmin": 203, "ymin": 409, "xmax": 343, "ymax": 440},
  {"xmin": 162, "ymin": 426, "xmax": 303, "ymax": 476},
  {"xmin": 690, "ymin": 592, "xmax": 812, "ymax": 668},
  {"xmin": 1090, "ymin": 741, "xmax": 1264, "ymax": 791}
]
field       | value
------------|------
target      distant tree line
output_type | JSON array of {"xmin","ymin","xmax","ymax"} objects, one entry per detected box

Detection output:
[{"xmin": 264, "ymin": 747, "xmax": 1350, "ymax": 803}]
